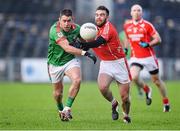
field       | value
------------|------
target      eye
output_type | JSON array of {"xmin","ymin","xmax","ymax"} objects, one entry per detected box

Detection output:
[
  {"xmin": 100, "ymin": 13, "xmax": 105, "ymax": 16},
  {"xmin": 67, "ymin": 19, "xmax": 71, "ymax": 22},
  {"xmin": 95, "ymin": 14, "xmax": 99, "ymax": 17}
]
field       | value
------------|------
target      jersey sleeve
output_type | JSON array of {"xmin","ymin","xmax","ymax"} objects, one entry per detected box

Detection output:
[
  {"xmin": 49, "ymin": 25, "xmax": 66, "ymax": 44},
  {"xmin": 147, "ymin": 22, "xmax": 157, "ymax": 36}
]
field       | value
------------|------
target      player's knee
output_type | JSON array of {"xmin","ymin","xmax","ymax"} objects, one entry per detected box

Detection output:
[
  {"xmin": 99, "ymin": 84, "xmax": 108, "ymax": 93},
  {"xmin": 131, "ymin": 73, "xmax": 139, "ymax": 81},
  {"xmin": 152, "ymin": 78, "xmax": 161, "ymax": 87},
  {"xmin": 121, "ymin": 93, "xmax": 129, "ymax": 102},
  {"xmin": 72, "ymin": 77, "xmax": 81, "ymax": 86}
]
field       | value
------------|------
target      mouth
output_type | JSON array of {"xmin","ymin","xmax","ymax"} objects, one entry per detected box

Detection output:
[
  {"xmin": 96, "ymin": 20, "xmax": 102, "ymax": 24},
  {"xmin": 65, "ymin": 26, "xmax": 70, "ymax": 29},
  {"xmin": 64, "ymin": 27, "xmax": 70, "ymax": 31}
]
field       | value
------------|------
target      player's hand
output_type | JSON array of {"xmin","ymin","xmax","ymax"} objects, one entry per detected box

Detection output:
[
  {"xmin": 124, "ymin": 48, "xmax": 128, "ymax": 55},
  {"xmin": 84, "ymin": 52, "xmax": 97, "ymax": 64},
  {"xmin": 139, "ymin": 42, "xmax": 149, "ymax": 48},
  {"xmin": 69, "ymin": 40, "xmax": 82, "ymax": 49}
]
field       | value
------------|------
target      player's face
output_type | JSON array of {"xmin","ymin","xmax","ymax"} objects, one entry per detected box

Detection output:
[
  {"xmin": 95, "ymin": 10, "xmax": 108, "ymax": 27},
  {"xmin": 59, "ymin": 15, "xmax": 73, "ymax": 32},
  {"xmin": 131, "ymin": 5, "xmax": 142, "ymax": 21}
]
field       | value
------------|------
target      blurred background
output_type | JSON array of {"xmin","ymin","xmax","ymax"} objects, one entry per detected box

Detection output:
[{"xmin": 0, "ymin": 0, "xmax": 179, "ymax": 82}]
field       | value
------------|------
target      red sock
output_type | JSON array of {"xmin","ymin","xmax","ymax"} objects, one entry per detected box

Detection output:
[
  {"xmin": 143, "ymin": 84, "xmax": 149, "ymax": 93},
  {"xmin": 163, "ymin": 98, "xmax": 169, "ymax": 105}
]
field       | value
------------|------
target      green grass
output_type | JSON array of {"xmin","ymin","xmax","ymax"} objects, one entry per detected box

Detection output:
[{"xmin": 0, "ymin": 81, "xmax": 180, "ymax": 130}]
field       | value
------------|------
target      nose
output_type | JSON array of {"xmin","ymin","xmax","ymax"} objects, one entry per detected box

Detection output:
[{"xmin": 64, "ymin": 21, "xmax": 68, "ymax": 25}]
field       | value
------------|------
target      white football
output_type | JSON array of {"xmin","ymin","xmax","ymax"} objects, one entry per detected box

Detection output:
[{"xmin": 80, "ymin": 23, "xmax": 97, "ymax": 41}]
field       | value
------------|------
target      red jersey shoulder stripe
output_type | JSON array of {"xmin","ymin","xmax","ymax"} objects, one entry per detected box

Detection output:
[{"xmin": 143, "ymin": 20, "xmax": 157, "ymax": 36}]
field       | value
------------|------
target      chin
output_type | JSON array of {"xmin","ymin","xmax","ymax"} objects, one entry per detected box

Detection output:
[{"xmin": 64, "ymin": 29, "xmax": 70, "ymax": 32}]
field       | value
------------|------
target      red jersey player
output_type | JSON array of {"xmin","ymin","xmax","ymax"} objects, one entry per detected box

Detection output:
[
  {"xmin": 81, "ymin": 6, "xmax": 132, "ymax": 123},
  {"xmin": 124, "ymin": 4, "xmax": 170, "ymax": 112}
]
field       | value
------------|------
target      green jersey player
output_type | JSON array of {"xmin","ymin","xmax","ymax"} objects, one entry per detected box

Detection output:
[{"xmin": 47, "ymin": 9, "xmax": 96, "ymax": 121}]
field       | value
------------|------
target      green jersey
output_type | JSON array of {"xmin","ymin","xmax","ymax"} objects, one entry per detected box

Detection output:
[{"xmin": 47, "ymin": 21, "xmax": 81, "ymax": 66}]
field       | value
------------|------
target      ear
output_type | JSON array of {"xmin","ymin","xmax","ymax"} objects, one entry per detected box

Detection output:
[
  {"xmin": 130, "ymin": 11, "xmax": 133, "ymax": 17},
  {"xmin": 72, "ymin": 16, "xmax": 75, "ymax": 21}
]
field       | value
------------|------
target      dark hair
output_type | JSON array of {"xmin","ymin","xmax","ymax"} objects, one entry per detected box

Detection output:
[
  {"xmin": 96, "ymin": 6, "xmax": 109, "ymax": 16},
  {"xmin": 60, "ymin": 9, "xmax": 72, "ymax": 17}
]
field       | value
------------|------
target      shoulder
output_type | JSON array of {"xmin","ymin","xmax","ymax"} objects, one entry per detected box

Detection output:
[
  {"xmin": 72, "ymin": 23, "xmax": 80, "ymax": 31},
  {"xmin": 106, "ymin": 21, "xmax": 117, "ymax": 31},
  {"xmin": 49, "ymin": 21, "xmax": 58, "ymax": 33},
  {"xmin": 50, "ymin": 21, "xmax": 58, "ymax": 29},
  {"xmin": 124, "ymin": 20, "xmax": 133, "ymax": 29},
  {"xmin": 143, "ymin": 20, "xmax": 155, "ymax": 28}
]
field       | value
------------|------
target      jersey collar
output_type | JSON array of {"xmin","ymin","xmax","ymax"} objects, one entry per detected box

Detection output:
[{"xmin": 132, "ymin": 18, "xmax": 143, "ymax": 25}]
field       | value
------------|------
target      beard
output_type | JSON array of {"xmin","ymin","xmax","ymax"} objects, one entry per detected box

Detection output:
[{"xmin": 96, "ymin": 18, "xmax": 107, "ymax": 27}]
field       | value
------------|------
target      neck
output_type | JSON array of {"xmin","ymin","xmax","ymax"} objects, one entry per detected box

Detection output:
[{"xmin": 133, "ymin": 18, "xmax": 142, "ymax": 24}]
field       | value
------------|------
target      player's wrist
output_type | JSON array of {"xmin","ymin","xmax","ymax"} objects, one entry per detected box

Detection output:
[
  {"xmin": 81, "ymin": 50, "xmax": 86, "ymax": 56},
  {"xmin": 140, "ymin": 42, "xmax": 149, "ymax": 48},
  {"xmin": 124, "ymin": 48, "xmax": 128, "ymax": 55}
]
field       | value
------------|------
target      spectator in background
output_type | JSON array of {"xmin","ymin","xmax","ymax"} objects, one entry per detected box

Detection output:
[
  {"xmin": 47, "ymin": 9, "xmax": 96, "ymax": 121},
  {"xmin": 124, "ymin": 4, "xmax": 170, "ymax": 112}
]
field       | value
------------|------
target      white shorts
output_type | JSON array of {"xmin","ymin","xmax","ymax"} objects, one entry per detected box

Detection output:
[
  {"xmin": 99, "ymin": 58, "xmax": 131, "ymax": 84},
  {"xmin": 129, "ymin": 56, "xmax": 159, "ymax": 73},
  {"xmin": 48, "ymin": 58, "xmax": 81, "ymax": 83}
]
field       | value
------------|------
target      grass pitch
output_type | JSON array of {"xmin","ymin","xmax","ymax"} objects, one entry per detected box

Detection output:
[{"xmin": 0, "ymin": 81, "xmax": 180, "ymax": 130}]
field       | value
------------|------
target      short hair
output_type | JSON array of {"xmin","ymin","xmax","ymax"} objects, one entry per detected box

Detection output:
[
  {"xmin": 131, "ymin": 4, "xmax": 143, "ymax": 12},
  {"xmin": 96, "ymin": 6, "xmax": 109, "ymax": 16},
  {"xmin": 60, "ymin": 9, "xmax": 72, "ymax": 17}
]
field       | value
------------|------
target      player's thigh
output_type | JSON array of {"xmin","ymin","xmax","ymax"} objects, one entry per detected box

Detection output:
[
  {"xmin": 150, "ymin": 73, "xmax": 161, "ymax": 83},
  {"xmin": 130, "ymin": 65, "xmax": 141, "ymax": 79},
  {"xmin": 143, "ymin": 56, "xmax": 159, "ymax": 72},
  {"xmin": 64, "ymin": 58, "xmax": 81, "ymax": 81},
  {"xmin": 98, "ymin": 73, "xmax": 113, "ymax": 89},
  {"xmin": 65, "ymin": 67, "xmax": 81, "ymax": 81},
  {"xmin": 48, "ymin": 64, "xmax": 65, "ymax": 83}
]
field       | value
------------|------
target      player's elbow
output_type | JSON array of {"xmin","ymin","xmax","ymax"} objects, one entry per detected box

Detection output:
[
  {"xmin": 156, "ymin": 33, "xmax": 162, "ymax": 44},
  {"xmin": 158, "ymin": 37, "xmax": 162, "ymax": 43}
]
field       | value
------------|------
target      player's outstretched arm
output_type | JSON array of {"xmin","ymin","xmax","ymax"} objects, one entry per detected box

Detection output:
[
  {"xmin": 56, "ymin": 38, "xmax": 97, "ymax": 64},
  {"xmin": 69, "ymin": 40, "xmax": 82, "ymax": 49},
  {"xmin": 81, "ymin": 36, "xmax": 106, "ymax": 49},
  {"xmin": 81, "ymin": 51, "xmax": 97, "ymax": 64}
]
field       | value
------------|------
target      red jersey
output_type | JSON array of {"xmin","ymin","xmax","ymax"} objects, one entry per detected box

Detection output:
[
  {"xmin": 124, "ymin": 19, "xmax": 157, "ymax": 58},
  {"xmin": 93, "ymin": 21, "xmax": 125, "ymax": 60}
]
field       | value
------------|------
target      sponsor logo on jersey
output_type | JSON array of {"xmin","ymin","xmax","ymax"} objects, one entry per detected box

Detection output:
[{"xmin": 128, "ymin": 34, "xmax": 144, "ymax": 41}]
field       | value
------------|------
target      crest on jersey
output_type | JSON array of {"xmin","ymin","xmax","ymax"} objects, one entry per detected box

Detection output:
[
  {"xmin": 127, "ymin": 28, "xmax": 132, "ymax": 32},
  {"xmin": 57, "ymin": 32, "xmax": 63, "ymax": 38},
  {"xmin": 140, "ymin": 23, "xmax": 145, "ymax": 28},
  {"xmin": 139, "ymin": 28, "xmax": 143, "ymax": 32}
]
